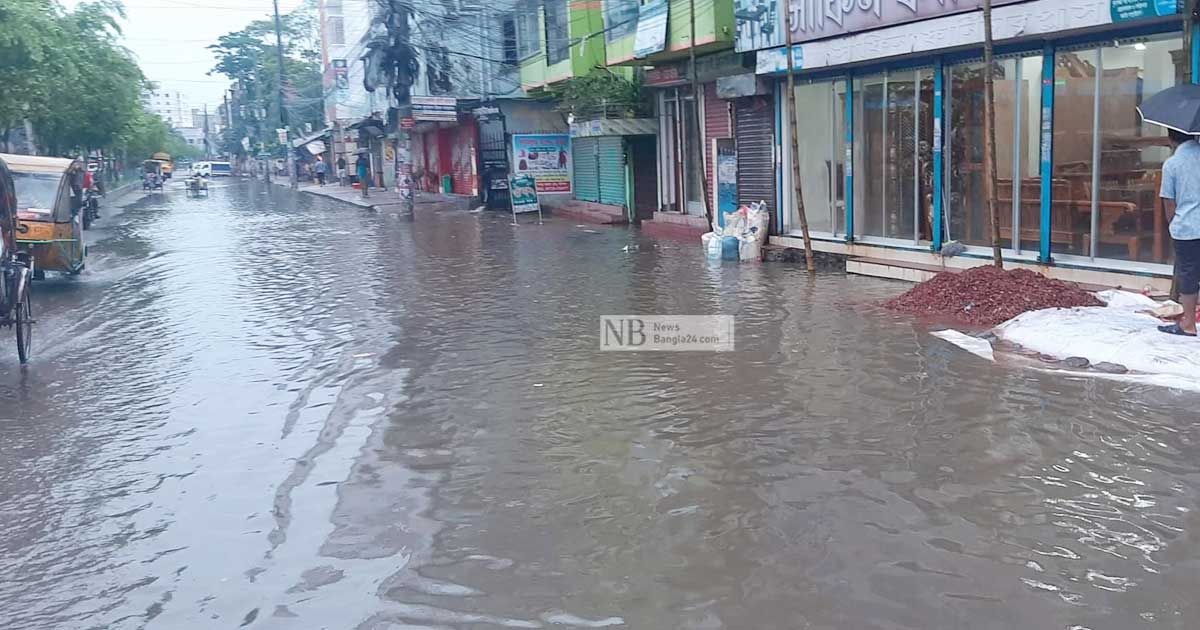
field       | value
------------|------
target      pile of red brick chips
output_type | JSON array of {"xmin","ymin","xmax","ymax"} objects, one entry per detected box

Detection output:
[{"xmin": 885, "ymin": 265, "xmax": 1103, "ymax": 326}]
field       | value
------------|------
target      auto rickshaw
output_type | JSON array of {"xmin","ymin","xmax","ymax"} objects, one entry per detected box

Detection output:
[
  {"xmin": 142, "ymin": 159, "xmax": 165, "ymax": 191},
  {"xmin": 3, "ymin": 153, "xmax": 87, "ymax": 278},
  {"xmin": 0, "ymin": 156, "xmax": 34, "ymax": 362}
]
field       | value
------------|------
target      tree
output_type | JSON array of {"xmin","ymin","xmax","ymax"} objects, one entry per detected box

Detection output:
[
  {"xmin": 0, "ymin": 0, "xmax": 62, "ymax": 148},
  {"xmin": 208, "ymin": 0, "xmax": 325, "ymax": 159},
  {"xmin": 982, "ymin": 0, "xmax": 1003, "ymax": 268}
]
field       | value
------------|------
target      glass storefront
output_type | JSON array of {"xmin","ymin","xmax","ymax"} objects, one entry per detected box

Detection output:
[
  {"xmin": 852, "ymin": 69, "xmax": 935, "ymax": 243},
  {"xmin": 1052, "ymin": 35, "xmax": 1185, "ymax": 264},
  {"xmin": 789, "ymin": 80, "xmax": 846, "ymax": 235},
  {"xmin": 944, "ymin": 55, "xmax": 1043, "ymax": 252}
]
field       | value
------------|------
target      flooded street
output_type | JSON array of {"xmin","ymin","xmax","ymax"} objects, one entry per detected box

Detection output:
[{"xmin": 2, "ymin": 180, "xmax": 1199, "ymax": 629}]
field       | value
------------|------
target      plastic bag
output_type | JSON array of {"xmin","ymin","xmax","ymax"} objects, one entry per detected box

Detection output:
[
  {"xmin": 701, "ymin": 232, "xmax": 722, "ymax": 259},
  {"xmin": 723, "ymin": 207, "xmax": 748, "ymax": 236},
  {"xmin": 745, "ymin": 201, "xmax": 770, "ymax": 243},
  {"xmin": 739, "ymin": 235, "xmax": 761, "ymax": 261}
]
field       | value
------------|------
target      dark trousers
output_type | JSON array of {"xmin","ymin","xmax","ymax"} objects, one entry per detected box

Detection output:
[{"xmin": 1175, "ymin": 238, "xmax": 1200, "ymax": 295}]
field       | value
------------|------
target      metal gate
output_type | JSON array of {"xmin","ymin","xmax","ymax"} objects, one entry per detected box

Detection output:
[
  {"xmin": 735, "ymin": 96, "xmax": 776, "ymax": 223},
  {"xmin": 478, "ymin": 115, "xmax": 509, "ymax": 209},
  {"xmin": 572, "ymin": 137, "xmax": 600, "ymax": 203},
  {"xmin": 597, "ymin": 136, "xmax": 626, "ymax": 207}
]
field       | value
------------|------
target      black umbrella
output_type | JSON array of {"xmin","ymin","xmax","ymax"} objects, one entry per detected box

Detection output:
[{"xmin": 1137, "ymin": 83, "xmax": 1200, "ymax": 134}]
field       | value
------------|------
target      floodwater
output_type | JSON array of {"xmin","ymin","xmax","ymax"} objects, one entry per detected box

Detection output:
[{"xmin": 1, "ymin": 179, "xmax": 1198, "ymax": 630}]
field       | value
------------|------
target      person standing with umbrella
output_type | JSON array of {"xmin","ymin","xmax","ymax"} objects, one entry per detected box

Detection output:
[
  {"xmin": 1157, "ymin": 128, "xmax": 1200, "ymax": 336},
  {"xmin": 1138, "ymin": 84, "xmax": 1200, "ymax": 336}
]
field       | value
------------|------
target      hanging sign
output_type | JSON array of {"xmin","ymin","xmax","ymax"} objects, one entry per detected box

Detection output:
[
  {"xmin": 412, "ymin": 96, "xmax": 458, "ymax": 122},
  {"xmin": 333, "ymin": 59, "xmax": 349, "ymax": 90},
  {"xmin": 1110, "ymin": 0, "xmax": 1177, "ymax": 20},
  {"xmin": 512, "ymin": 134, "xmax": 572, "ymax": 194},
  {"xmin": 633, "ymin": 0, "xmax": 669, "ymax": 58}
]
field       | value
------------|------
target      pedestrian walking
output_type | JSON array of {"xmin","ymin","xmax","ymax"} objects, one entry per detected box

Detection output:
[
  {"xmin": 336, "ymin": 156, "xmax": 347, "ymax": 186},
  {"xmin": 1159, "ymin": 128, "xmax": 1200, "ymax": 337},
  {"xmin": 314, "ymin": 158, "xmax": 327, "ymax": 186},
  {"xmin": 356, "ymin": 157, "xmax": 370, "ymax": 199}
]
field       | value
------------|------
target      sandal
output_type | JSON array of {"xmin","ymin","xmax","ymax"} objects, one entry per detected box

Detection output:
[{"xmin": 1157, "ymin": 323, "xmax": 1197, "ymax": 337}]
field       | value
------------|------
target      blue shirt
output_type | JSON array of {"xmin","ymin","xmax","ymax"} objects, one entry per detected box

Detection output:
[{"xmin": 1160, "ymin": 140, "xmax": 1200, "ymax": 241}]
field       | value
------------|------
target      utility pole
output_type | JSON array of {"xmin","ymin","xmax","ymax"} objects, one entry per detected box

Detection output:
[
  {"xmin": 688, "ymin": 0, "xmax": 711, "ymax": 225},
  {"xmin": 782, "ymin": 0, "xmax": 815, "ymax": 272},
  {"xmin": 273, "ymin": 0, "xmax": 296, "ymax": 189},
  {"xmin": 203, "ymin": 103, "xmax": 210, "ymax": 159},
  {"xmin": 394, "ymin": 0, "xmax": 415, "ymax": 215}
]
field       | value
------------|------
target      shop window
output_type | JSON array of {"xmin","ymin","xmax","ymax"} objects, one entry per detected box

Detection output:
[
  {"xmin": 944, "ymin": 57, "xmax": 1041, "ymax": 252},
  {"xmin": 789, "ymin": 80, "xmax": 846, "ymax": 235},
  {"xmin": 853, "ymin": 69, "xmax": 934, "ymax": 243},
  {"xmin": 516, "ymin": 2, "xmax": 541, "ymax": 60},
  {"xmin": 501, "ymin": 17, "xmax": 519, "ymax": 66},
  {"xmin": 544, "ymin": 0, "xmax": 570, "ymax": 65},
  {"xmin": 604, "ymin": 0, "xmax": 639, "ymax": 42},
  {"xmin": 1053, "ymin": 36, "xmax": 1184, "ymax": 264}
]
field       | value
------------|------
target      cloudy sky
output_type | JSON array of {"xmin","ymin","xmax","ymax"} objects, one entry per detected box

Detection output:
[{"xmin": 65, "ymin": 0, "xmax": 309, "ymax": 112}]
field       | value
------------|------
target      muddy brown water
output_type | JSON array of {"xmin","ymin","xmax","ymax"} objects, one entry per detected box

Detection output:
[{"xmin": 0, "ymin": 180, "xmax": 1197, "ymax": 629}]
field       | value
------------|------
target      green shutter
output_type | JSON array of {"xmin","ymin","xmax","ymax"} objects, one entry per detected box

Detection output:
[
  {"xmin": 572, "ymin": 138, "xmax": 599, "ymax": 202},
  {"xmin": 597, "ymin": 136, "xmax": 626, "ymax": 208}
]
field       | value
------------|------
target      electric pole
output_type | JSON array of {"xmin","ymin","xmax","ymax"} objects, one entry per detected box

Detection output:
[
  {"xmin": 688, "ymin": 0, "xmax": 711, "ymax": 225},
  {"xmin": 394, "ymin": 0, "xmax": 415, "ymax": 215},
  {"xmin": 273, "ymin": 0, "xmax": 296, "ymax": 189}
]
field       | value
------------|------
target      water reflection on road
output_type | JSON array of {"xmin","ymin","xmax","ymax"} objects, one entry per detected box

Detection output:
[{"xmin": 1, "ymin": 179, "xmax": 1198, "ymax": 629}]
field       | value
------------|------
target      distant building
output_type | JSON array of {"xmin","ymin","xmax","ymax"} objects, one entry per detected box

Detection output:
[{"xmin": 142, "ymin": 90, "xmax": 189, "ymax": 128}]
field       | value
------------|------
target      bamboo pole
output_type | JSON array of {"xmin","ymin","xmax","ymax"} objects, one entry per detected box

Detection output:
[
  {"xmin": 982, "ymin": 0, "xmax": 1003, "ymax": 268},
  {"xmin": 782, "ymin": 1, "xmax": 815, "ymax": 272}
]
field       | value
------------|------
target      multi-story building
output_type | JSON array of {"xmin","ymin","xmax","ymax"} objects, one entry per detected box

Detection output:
[
  {"xmin": 142, "ymin": 90, "xmax": 190, "ymax": 128},
  {"xmin": 319, "ymin": 0, "xmax": 380, "ymax": 157}
]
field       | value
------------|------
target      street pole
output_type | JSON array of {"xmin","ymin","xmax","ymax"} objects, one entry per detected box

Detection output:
[
  {"xmin": 273, "ymin": 0, "xmax": 296, "ymax": 189},
  {"xmin": 395, "ymin": 0, "xmax": 415, "ymax": 215},
  {"xmin": 688, "ymin": 0, "xmax": 711, "ymax": 225},
  {"xmin": 782, "ymin": 0, "xmax": 815, "ymax": 272}
]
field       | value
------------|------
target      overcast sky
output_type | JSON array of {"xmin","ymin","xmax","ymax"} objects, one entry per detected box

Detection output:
[{"xmin": 64, "ymin": 0, "xmax": 309, "ymax": 112}]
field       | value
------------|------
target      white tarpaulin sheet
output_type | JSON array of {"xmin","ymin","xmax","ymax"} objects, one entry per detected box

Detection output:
[
  {"xmin": 995, "ymin": 307, "xmax": 1200, "ymax": 380},
  {"xmin": 932, "ymin": 290, "xmax": 1200, "ymax": 391}
]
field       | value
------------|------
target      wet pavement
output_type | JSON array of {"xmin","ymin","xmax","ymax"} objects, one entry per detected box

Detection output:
[{"xmin": 1, "ymin": 179, "xmax": 1199, "ymax": 629}]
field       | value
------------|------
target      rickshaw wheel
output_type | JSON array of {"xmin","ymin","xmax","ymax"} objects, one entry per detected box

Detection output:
[{"xmin": 15, "ymin": 290, "xmax": 31, "ymax": 364}]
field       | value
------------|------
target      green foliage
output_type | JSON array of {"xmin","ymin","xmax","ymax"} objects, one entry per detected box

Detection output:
[
  {"xmin": 208, "ymin": 0, "xmax": 324, "ymax": 158},
  {"xmin": 0, "ymin": 0, "xmax": 162, "ymax": 156},
  {"xmin": 551, "ymin": 70, "xmax": 645, "ymax": 117}
]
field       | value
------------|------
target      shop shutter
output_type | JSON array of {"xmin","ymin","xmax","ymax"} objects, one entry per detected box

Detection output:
[
  {"xmin": 572, "ymin": 137, "xmax": 599, "ymax": 202},
  {"xmin": 735, "ymin": 96, "xmax": 776, "ymax": 218},
  {"xmin": 597, "ymin": 136, "xmax": 626, "ymax": 207},
  {"xmin": 703, "ymin": 83, "xmax": 732, "ymax": 206}
]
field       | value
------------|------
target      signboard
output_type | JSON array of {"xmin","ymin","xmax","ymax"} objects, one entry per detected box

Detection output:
[
  {"xmin": 333, "ymin": 59, "xmax": 349, "ymax": 90},
  {"xmin": 644, "ymin": 64, "xmax": 686, "ymax": 87},
  {"xmin": 716, "ymin": 138, "xmax": 738, "ymax": 219},
  {"xmin": 1110, "ymin": 0, "xmax": 1177, "ymax": 20},
  {"xmin": 276, "ymin": 128, "xmax": 288, "ymax": 144},
  {"xmin": 400, "ymin": 117, "xmax": 414, "ymax": 130},
  {"xmin": 756, "ymin": 0, "xmax": 1119, "ymax": 74},
  {"xmin": 509, "ymin": 174, "xmax": 544, "ymax": 224},
  {"xmin": 633, "ymin": 0, "xmax": 669, "ymax": 58},
  {"xmin": 512, "ymin": 134, "xmax": 572, "ymax": 194},
  {"xmin": 737, "ymin": 0, "xmax": 1027, "ymax": 52},
  {"xmin": 412, "ymin": 95, "xmax": 458, "ymax": 122}
]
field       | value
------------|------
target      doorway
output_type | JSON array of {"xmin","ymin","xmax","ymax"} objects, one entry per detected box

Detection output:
[{"xmin": 627, "ymin": 135, "xmax": 657, "ymax": 222}]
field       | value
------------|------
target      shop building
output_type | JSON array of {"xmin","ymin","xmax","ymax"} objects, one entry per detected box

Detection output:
[{"xmin": 743, "ymin": 0, "xmax": 1193, "ymax": 288}]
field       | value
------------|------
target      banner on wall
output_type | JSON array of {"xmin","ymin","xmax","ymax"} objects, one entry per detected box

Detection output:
[
  {"xmin": 633, "ymin": 0, "xmax": 669, "ymax": 58},
  {"xmin": 511, "ymin": 133, "xmax": 572, "ymax": 193},
  {"xmin": 736, "ymin": 0, "xmax": 1027, "ymax": 52}
]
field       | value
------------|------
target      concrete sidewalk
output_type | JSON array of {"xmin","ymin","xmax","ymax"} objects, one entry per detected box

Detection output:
[{"xmin": 288, "ymin": 181, "xmax": 474, "ymax": 212}]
